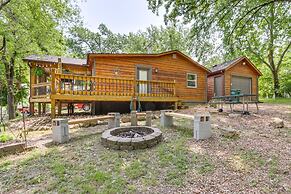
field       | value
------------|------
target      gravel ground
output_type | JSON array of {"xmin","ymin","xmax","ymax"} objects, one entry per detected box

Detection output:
[{"xmin": 1, "ymin": 103, "xmax": 290, "ymax": 193}]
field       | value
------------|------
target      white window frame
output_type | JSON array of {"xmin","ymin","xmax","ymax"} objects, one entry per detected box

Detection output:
[{"xmin": 186, "ymin": 73, "xmax": 197, "ymax": 88}]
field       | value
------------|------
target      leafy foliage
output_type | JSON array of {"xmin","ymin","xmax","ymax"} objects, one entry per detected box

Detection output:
[
  {"xmin": 66, "ymin": 24, "xmax": 192, "ymax": 57},
  {"xmin": 0, "ymin": 0, "xmax": 80, "ymax": 119},
  {"xmin": 147, "ymin": 0, "xmax": 291, "ymax": 97},
  {"xmin": 0, "ymin": 132, "xmax": 13, "ymax": 142}
]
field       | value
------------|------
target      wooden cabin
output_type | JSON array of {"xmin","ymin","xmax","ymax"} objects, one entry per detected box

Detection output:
[
  {"xmin": 24, "ymin": 50, "xmax": 210, "ymax": 118},
  {"xmin": 207, "ymin": 56, "xmax": 262, "ymax": 100}
]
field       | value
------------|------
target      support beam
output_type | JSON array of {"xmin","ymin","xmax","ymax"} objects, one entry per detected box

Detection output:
[
  {"xmin": 91, "ymin": 102, "xmax": 96, "ymax": 115},
  {"xmin": 51, "ymin": 99, "xmax": 56, "ymax": 119},
  {"xmin": 57, "ymin": 101, "xmax": 61, "ymax": 116},
  {"xmin": 174, "ymin": 102, "xmax": 178, "ymax": 110},
  {"xmin": 29, "ymin": 102, "xmax": 34, "ymax": 116},
  {"xmin": 42, "ymin": 103, "xmax": 46, "ymax": 114},
  {"xmin": 57, "ymin": 58, "xmax": 62, "ymax": 73},
  {"xmin": 38, "ymin": 103, "xmax": 41, "ymax": 116}
]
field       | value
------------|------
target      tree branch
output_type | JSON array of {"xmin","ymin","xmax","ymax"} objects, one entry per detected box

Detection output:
[
  {"xmin": 276, "ymin": 41, "xmax": 291, "ymax": 70},
  {"xmin": 244, "ymin": 38, "xmax": 271, "ymax": 69},
  {"xmin": 0, "ymin": 0, "xmax": 11, "ymax": 11},
  {"xmin": 228, "ymin": 1, "xmax": 272, "ymax": 43},
  {"xmin": 0, "ymin": 36, "xmax": 5, "ymax": 52}
]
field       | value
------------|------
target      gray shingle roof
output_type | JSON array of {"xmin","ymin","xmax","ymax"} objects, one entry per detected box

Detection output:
[
  {"xmin": 211, "ymin": 57, "xmax": 243, "ymax": 73},
  {"xmin": 24, "ymin": 55, "xmax": 87, "ymax": 66}
]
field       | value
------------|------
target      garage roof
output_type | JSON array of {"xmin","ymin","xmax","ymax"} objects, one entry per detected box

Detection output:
[{"xmin": 210, "ymin": 56, "xmax": 262, "ymax": 76}]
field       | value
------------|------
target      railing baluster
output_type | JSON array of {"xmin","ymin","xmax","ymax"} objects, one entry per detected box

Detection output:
[{"xmin": 97, "ymin": 77, "xmax": 100, "ymax": 95}]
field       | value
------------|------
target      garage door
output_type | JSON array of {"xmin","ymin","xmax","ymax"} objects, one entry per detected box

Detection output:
[{"xmin": 231, "ymin": 76, "xmax": 252, "ymax": 95}]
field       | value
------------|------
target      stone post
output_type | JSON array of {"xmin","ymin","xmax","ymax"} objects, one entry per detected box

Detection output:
[
  {"xmin": 108, "ymin": 112, "xmax": 120, "ymax": 129},
  {"xmin": 131, "ymin": 111, "xmax": 138, "ymax": 126},
  {"xmin": 160, "ymin": 110, "xmax": 173, "ymax": 128},
  {"xmin": 146, "ymin": 111, "xmax": 152, "ymax": 126},
  {"xmin": 193, "ymin": 112, "xmax": 212, "ymax": 140}
]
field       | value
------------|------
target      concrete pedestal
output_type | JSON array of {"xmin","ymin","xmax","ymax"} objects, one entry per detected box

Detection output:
[
  {"xmin": 160, "ymin": 110, "xmax": 174, "ymax": 128},
  {"xmin": 131, "ymin": 111, "xmax": 138, "ymax": 126},
  {"xmin": 52, "ymin": 118, "xmax": 69, "ymax": 143},
  {"xmin": 108, "ymin": 112, "xmax": 120, "ymax": 129}
]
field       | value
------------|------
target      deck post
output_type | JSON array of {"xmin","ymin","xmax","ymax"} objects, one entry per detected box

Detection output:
[
  {"xmin": 30, "ymin": 65, "xmax": 36, "ymax": 116},
  {"xmin": 51, "ymin": 99, "xmax": 56, "ymax": 119},
  {"xmin": 38, "ymin": 103, "xmax": 41, "ymax": 116},
  {"xmin": 57, "ymin": 58, "xmax": 62, "ymax": 73},
  {"xmin": 173, "ymin": 80, "xmax": 176, "ymax": 97},
  {"xmin": 132, "ymin": 76, "xmax": 137, "ymax": 111},
  {"xmin": 174, "ymin": 102, "xmax": 178, "ymax": 110},
  {"xmin": 42, "ymin": 103, "xmax": 46, "ymax": 114},
  {"xmin": 29, "ymin": 102, "xmax": 34, "ymax": 116},
  {"xmin": 91, "ymin": 102, "xmax": 96, "ymax": 115},
  {"xmin": 51, "ymin": 69, "xmax": 56, "ymax": 94},
  {"xmin": 57, "ymin": 101, "xmax": 61, "ymax": 116}
]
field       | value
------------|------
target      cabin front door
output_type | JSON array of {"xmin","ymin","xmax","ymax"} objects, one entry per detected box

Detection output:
[{"xmin": 136, "ymin": 66, "xmax": 152, "ymax": 94}]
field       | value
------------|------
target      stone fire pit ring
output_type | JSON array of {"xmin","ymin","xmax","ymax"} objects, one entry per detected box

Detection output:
[{"xmin": 101, "ymin": 126, "xmax": 162, "ymax": 150}]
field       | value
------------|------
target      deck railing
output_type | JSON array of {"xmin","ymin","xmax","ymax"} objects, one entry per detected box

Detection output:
[
  {"xmin": 30, "ymin": 82, "xmax": 51, "ymax": 99},
  {"xmin": 51, "ymin": 73, "xmax": 175, "ymax": 98}
]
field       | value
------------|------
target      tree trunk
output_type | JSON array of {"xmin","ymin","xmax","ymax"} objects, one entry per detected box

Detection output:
[
  {"xmin": 1, "ymin": 36, "xmax": 15, "ymax": 120},
  {"xmin": 6, "ymin": 67, "xmax": 15, "ymax": 120},
  {"xmin": 272, "ymin": 70, "xmax": 281, "ymax": 97}
]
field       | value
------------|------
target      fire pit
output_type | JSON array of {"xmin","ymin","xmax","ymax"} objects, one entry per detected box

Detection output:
[{"xmin": 101, "ymin": 126, "xmax": 162, "ymax": 150}]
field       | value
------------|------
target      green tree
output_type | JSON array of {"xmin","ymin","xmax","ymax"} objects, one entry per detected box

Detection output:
[
  {"xmin": 0, "ymin": 0, "xmax": 11, "ymax": 11},
  {"xmin": 0, "ymin": 0, "xmax": 79, "ymax": 119},
  {"xmin": 67, "ymin": 24, "xmax": 192, "ymax": 56},
  {"xmin": 147, "ymin": 0, "xmax": 291, "ymax": 97}
]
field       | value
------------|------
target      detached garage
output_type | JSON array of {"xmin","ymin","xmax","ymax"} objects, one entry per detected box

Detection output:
[{"xmin": 207, "ymin": 56, "xmax": 262, "ymax": 100}]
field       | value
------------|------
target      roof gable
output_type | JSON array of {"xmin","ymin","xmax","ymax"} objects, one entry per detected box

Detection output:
[{"xmin": 210, "ymin": 56, "xmax": 262, "ymax": 76}]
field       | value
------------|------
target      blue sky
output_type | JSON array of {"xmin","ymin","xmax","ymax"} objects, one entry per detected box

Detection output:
[{"xmin": 79, "ymin": 0, "xmax": 165, "ymax": 34}]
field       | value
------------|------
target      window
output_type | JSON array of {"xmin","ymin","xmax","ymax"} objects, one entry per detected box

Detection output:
[{"xmin": 187, "ymin": 73, "xmax": 197, "ymax": 88}]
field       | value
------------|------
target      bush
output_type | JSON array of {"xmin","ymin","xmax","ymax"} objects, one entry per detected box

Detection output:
[{"xmin": 0, "ymin": 133, "xmax": 13, "ymax": 143}]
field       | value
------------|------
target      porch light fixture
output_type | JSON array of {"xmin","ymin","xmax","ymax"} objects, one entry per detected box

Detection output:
[
  {"xmin": 113, "ymin": 68, "xmax": 120, "ymax": 75},
  {"xmin": 155, "ymin": 68, "xmax": 158, "ymax": 73},
  {"xmin": 242, "ymin": 62, "xmax": 246, "ymax": 65}
]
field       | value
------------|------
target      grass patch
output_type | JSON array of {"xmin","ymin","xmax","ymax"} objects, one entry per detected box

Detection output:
[
  {"xmin": 51, "ymin": 160, "xmax": 66, "ymax": 179},
  {"xmin": 19, "ymin": 149, "xmax": 42, "ymax": 166},
  {"xmin": 125, "ymin": 160, "xmax": 146, "ymax": 179},
  {"xmin": 93, "ymin": 170, "xmax": 110, "ymax": 183},
  {"xmin": 0, "ymin": 160, "xmax": 12, "ymax": 171},
  {"xmin": 268, "ymin": 156, "xmax": 280, "ymax": 182},
  {"xmin": 194, "ymin": 155, "xmax": 215, "ymax": 174},
  {"xmin": 260, "ymin": 98, "xmax": 291, "ymax": 105},
  {"xmin": 0, "ymin": 132, "xmax": 13, "ymax": 143},
  {"xmin": 240, "ymin": 150, "xmax": 266, "ymax": 168},
  {"xmin": 99, "ymin": 175, "xmax": 127, "ymax": 194},
  {"xmin": 157, "ymin": 137, "xmax": 190, "ymax": 185}
]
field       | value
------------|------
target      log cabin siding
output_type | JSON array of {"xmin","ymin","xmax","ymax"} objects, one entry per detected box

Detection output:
[
  {"xmin": 224, "ymin": 59, "xmax": 258, "ymax": 96},
  {"xmin": 89, "ymin": 53, "xmax": 208, "ymax": 102}
]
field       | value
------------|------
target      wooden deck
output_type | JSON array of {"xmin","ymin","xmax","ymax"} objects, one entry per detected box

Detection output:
[{"xmin": 30, "ymin": 72, "xmax": 178, "ymax": 118}]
